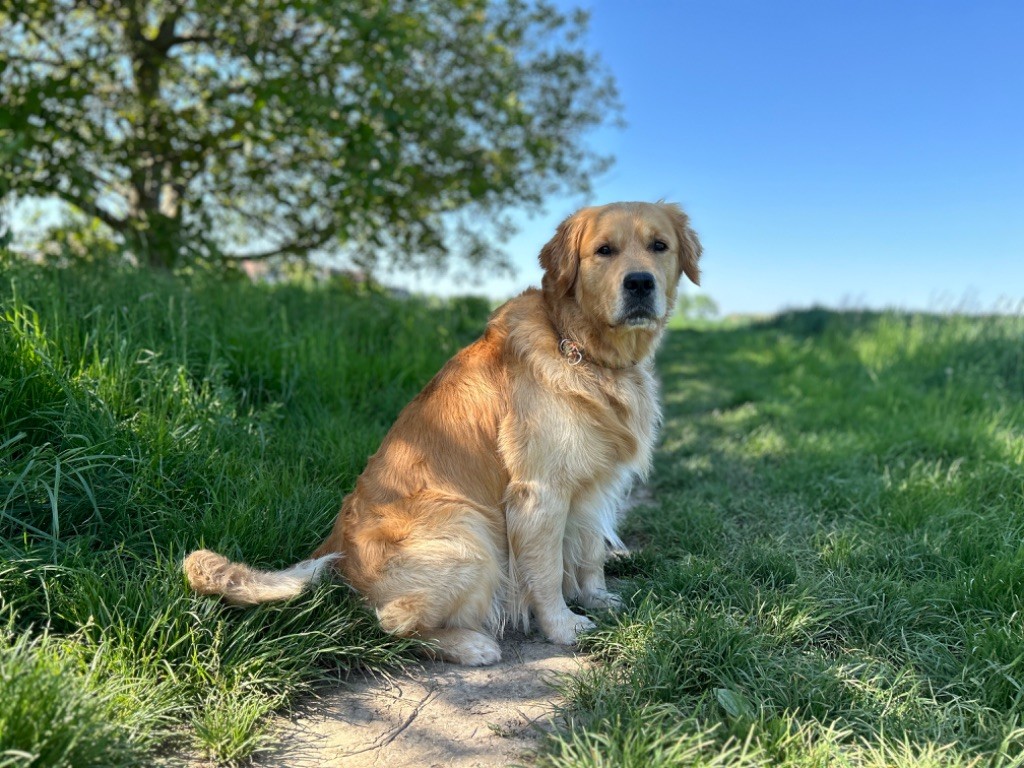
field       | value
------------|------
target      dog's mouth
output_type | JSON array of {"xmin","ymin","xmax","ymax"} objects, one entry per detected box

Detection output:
[{"xmin": 615, "ymin": 309, "xmax": 660, "ymax": 329}]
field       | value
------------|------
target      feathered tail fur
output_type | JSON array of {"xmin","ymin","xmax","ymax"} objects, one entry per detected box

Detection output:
[{"xmin": 182, "ymin": 549, "xmax": 340, "ymax": 606}]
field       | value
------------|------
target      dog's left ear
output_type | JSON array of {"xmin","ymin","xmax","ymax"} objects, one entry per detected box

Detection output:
[
  {"xmin": 539, "ymin": 211, "xmax": 584, "ymax": 299},
  {"xmin": 661, "ymin": 203, "xmax": 703, "ymax": 286}
]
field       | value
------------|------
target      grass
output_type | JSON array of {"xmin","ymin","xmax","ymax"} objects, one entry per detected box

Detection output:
[
  {"xmin": 3, "ymin": 257, "xmax": 1022, "ymax": 766},
  {"xmin": 0, "ymin": 258, "xmax": 489, "ymax": 765},
  {"xmin": 541, "ymin": 307, "xmax": 1024, "ymax": 767}
]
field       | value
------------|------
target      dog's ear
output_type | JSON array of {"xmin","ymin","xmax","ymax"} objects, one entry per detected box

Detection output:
[
  {"xmin": 661, "ymin": 203, "xmax": 703, "ymax": 286},
  {"xmin": 539, "ymin": 212, "xmax": 584, "ymax": 299}
]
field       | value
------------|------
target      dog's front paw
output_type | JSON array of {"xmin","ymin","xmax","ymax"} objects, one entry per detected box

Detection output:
[
  {"xmin": 541, "ymin": 608, "xmax": 597, "ymax": 645},
  {"xmin": 578, "ymin": 589, "xmax": 624, "ymax": 612}
]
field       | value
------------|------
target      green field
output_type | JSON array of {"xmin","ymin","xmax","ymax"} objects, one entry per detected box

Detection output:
[
  {"xmin": 2, "ymin": 263, "xmax": 1023, "ymax": 766},
  {"xmin": 544, "ymin": 308, "xmax": 1024, "ymax": 767}
]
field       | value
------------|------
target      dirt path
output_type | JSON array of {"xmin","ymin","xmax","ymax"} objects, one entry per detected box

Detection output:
[
  {"xmin": 256, "ymin": 487, "xmax": 651, "ymax": 767},
  {"xmin": 258, "ymin": 632, "xmax": 584, "ymax": 768}
]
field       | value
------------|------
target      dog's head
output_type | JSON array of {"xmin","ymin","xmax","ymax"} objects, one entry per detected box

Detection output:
[{"xmin": 540, "ymin": 202, "xmax": 702, "ymax": 337}]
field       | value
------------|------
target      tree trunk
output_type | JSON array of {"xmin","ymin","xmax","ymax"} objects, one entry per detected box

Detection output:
[
  {"xmin": 127, "ymin": 164, "xmax": 184, "ymax": 270},
  {"xmin": 126, "ymin": 10, "xmax": 183, "ymax": 270}
]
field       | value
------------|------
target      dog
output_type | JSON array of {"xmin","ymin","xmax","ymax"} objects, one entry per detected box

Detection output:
[{"xmin": 184, "ymin": 201, "xmax": 702, "ymax": 665}]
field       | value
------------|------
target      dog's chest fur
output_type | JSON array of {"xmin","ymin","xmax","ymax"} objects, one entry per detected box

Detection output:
[
  {"xmin": 568, "ymin": 364, "xmax": 659, "ymax": 482},
  {"xmin": 499, "ymin": 313, "xmax": 661, "ymax": 493}
]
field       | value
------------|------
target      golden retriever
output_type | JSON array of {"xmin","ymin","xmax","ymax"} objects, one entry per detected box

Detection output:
[{"xmin": 184, "ymin": 201, "xmax": 702, "ymax": 665}]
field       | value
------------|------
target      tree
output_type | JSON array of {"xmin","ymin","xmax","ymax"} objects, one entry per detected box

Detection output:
[
  {"xmin": 0, "ymin": 0, "xmax": 617, "ymax": 271},
  {"xmin": 677, "ymin": 292, "xmax": 719, "ymax": 322}
]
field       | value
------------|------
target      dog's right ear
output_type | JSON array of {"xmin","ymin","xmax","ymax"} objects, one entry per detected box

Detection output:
[
  {"xmin": 657, "ymin": 202, "xmax": 702, "ymax": 286},
  {"xmin": 539, "ymin": 212, "xmax": 584, "ymax": 299}
]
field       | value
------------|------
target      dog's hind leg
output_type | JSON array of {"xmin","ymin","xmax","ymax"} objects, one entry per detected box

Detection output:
[
  {"xmin": 409, "ymin": 627, "xmax": 501, "ymax": 666},
  {"xmin": 374, "ymin": 560, "xmax": 503, "ymax": 665},
  {"xmin": 365, "ymin": 504, "xmax": 505, "ymax": 666}
]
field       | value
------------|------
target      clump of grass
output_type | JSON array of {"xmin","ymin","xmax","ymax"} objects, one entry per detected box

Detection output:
[
  {"xmin": 543, "ymin": 308, "xmax": 1024, "ymax": 767},
  {"xmin": 0, "ymin": 259, "xmax": 489, "ymax": 765},
  {"xmin": 190, "ymin": 687, "xmax": 283, "ymax": 765},
  {"xmin": 0, "ymin": 630, "xmax": 147, "ymax": 768}
]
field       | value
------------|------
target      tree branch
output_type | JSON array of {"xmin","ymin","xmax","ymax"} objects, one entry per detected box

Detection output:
[
  {"xmin": 221, "ymin": 227, "xmax": 335, "ymax": 261},
  {"xmin": 10, "ymin": 12, "xmax": 70, "ymax": 67},
  {"xmin": 25, "ymin": 180, "xmax": 127, "ymax": 233},
  {"xmin": 63, "ymin": 195, "xmax": 126, "ymax": 232},
  {"xmin": 154, "ymin": 12, "xmax": 180, "ymax": 48},
  {"xmin": 3, "ymin": 52, "xmax": 63, "ymax": 68},
  {"xmin": 167, "ymin": 33, "xmax": 213, "ymax": 48}
]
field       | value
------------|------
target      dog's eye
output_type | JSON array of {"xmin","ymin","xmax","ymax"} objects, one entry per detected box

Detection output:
[
  {"xmin": 651, "ymin": 240, "xmax": 668, "ymax": 252},
  {"xmin": 595, "ymin": 244, "xmax": 613, "ymax": 256}
]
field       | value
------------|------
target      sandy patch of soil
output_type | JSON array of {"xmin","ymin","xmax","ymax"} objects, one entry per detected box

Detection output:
[{"xmin": 258, "ymin": 631, "xmax": 583, "ymax": 768}]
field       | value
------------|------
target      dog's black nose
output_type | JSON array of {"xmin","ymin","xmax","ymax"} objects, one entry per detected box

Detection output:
[{"xmin": 623, "ymin": 271, "xmax": 656, "ymax": 298}]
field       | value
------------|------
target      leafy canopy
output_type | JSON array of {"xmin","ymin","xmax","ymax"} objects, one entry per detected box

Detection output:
[{"xmin": 0, "ymin": 0, "xmax": 618, "ymax": 271}]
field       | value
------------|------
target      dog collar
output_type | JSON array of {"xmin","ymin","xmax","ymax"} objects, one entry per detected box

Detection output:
[
  {"xmin": 558, "ymin": 338, "xmax": 585, "ymax": 366},
  {"xmin": 558, "ymin": 336, "xmax": 639, "ymax": 370}
]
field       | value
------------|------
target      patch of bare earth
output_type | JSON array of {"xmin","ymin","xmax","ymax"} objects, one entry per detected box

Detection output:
[
  {"xmin": 254, "ymin": 487, "xmax": 653, "ymax": 767},
  {"xmin": 257, "ymin": 632, "xmax": 582, "ymax": 768}
]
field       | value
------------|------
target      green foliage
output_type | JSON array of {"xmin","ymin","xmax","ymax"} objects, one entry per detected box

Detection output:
[
  {"xmin": 543, "ymin": 308, "xmax": 1024, "ymax": 767},
  {"xmin": 675, "ymin": 291, "xmax": 720, "ymax": 324},
  {"xmin": 0, "ymin": 632, "xmax": 142, "ymax": 768},
  {"xmin": 0, "ymin": 260, "xmax": 491, "ymax": 765},
  {"xmin": 0, "ymin": 0, "xmax": 618, "ymax": 270}
]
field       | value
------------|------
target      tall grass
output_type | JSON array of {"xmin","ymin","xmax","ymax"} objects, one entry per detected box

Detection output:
[
  {"xmin": 542, "ymin": 307, "xmax": 1024, "ymax": 767},
  {"xmin": 5, "ymin": 258, "xmax": 1022, "ymax": 766},
  {"xmin": 0, "ymin": 259, "xmax": 490, "ymax": 765}
]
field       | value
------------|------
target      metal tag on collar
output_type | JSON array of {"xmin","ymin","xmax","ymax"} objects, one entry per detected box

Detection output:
[{"xmin": 559, "ymin": 338, "xmax": 584, "ymax": 366}]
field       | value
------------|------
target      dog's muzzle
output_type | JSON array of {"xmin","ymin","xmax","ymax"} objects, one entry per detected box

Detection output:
[{"xmin": 619, "ymin": 271, "xmax": 659, "ymax": 326}]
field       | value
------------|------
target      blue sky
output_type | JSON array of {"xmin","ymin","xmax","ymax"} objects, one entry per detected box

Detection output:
[{"xmin": 395, "ymin": 1, "xmax": 1024, "ymax": 315}]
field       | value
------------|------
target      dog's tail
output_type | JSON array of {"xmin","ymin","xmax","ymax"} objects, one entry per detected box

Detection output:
[{"xmin": 182, "ymin": 549, "xmax": 340, "ymax": 606}]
